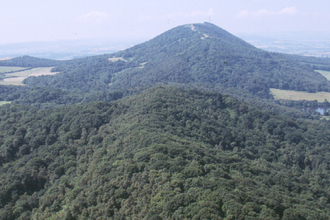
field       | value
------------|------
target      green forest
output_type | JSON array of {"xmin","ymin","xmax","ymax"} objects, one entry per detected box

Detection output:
[
  {"xmin": 1, "ymin": 22, "xmax": 330, "ymax": 219},
  {"xmin": 1, "ymin": 87, "xmax": 330, "ymax": 219}
]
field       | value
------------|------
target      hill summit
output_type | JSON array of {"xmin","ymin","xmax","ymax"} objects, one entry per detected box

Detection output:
[
  {"xmin": 110, "ymin": 22, "xmax": 328, "ymax": 95},
  {"xmin": 3, "ymin": 22, "xmax": 330, "ymax": 98}
]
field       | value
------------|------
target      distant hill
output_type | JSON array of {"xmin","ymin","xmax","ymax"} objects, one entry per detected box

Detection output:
[
  {"xmin": 0, "ymin": 55, "xmax": 60, "ymax": 67},
  {"xmin": 1, "ymin": 87, "xmax": 330, "ymax": 219},
  {"xmin": 3, "ymin": 22, "xmax": 328, "ymax": 99}
]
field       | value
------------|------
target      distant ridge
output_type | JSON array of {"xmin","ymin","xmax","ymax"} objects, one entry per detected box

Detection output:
[{"xmin": 3, "ymin": 22, "xmax": 330, "ymax": 98}]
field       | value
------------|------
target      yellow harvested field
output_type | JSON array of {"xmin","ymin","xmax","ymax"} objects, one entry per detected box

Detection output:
[
  {"xmin": 271, "ymin": 88, "xmax": 330, "ymax": 102},
  {"xmin": 0, "ymin": 80, "xmax": 25, "ymax": 86},
  {"xmin": 5, "ymin": 67, "xmax": 57, "ymax": 77},
  {"xmin": 0, "ymin": 66, "xmax": 27, "ymax": 73},
  {"xmin": 315, "ymin": 70, "xmax": 330, "ymax": 81},
  {"xmin": 108, "ymin": 57, "xmax": 127, "ymax": 62},
  {"xmin": 0, "ymin": 67, "xmax": 58, "ymax": 86}
]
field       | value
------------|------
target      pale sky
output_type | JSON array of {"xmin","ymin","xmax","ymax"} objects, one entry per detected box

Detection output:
[{"xmin": 1, "ymin": 0, "xmax": 329, "ymax": 44}]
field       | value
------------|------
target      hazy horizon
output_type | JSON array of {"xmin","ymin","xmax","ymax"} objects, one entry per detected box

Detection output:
[
  {"xmin": 1, "ymin": 0, "xmax": 330, "ymax": 45},
  {"xmin": 1, "ymin": 28, "xmax": 329, "ymax": 60}
]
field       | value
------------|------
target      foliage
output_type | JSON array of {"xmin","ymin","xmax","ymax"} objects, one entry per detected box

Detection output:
[
  {"xmin": 287, "ymin": 54, "xmax": 330, "ymax": 71},
  {"xmin": 0, "ymin": 87, "xmax": 330, "ymax": 219},
  {"xmin": 1, "ymin": 22, "xmax": 330, "ymax": 219}
]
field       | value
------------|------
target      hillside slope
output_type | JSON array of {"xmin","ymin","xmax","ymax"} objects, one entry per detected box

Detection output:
[
  {"xmin": 13, "ymin": 22, "xmax": 330, "ymax": 98},
  {"xmin": 1, "ymin": 87, "xmax": 330, "ymax": 219}
]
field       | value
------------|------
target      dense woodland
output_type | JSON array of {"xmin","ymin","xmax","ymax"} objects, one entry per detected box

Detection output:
[
  {"xmin": 1, "ymin": 87, "xmax": 330, "ymax": 219},
  {"xmin": 1, "ymin": 22, "xmax": 330, "ymax": 219},
  {"xmin": 287, "ymin": 54, "xmax": 330, "ymax": 71}
]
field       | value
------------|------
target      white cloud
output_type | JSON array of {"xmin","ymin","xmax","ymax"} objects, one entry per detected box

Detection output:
[
  {"xmin": 191, "ymin": 10, "xmax": 206, "ymax": 17},
  {"xmin": 237, "ymin": 10, "xmax": 250, "ymax": 18},
  {"xmin": 166, "ymin": 12, "xmax": 188, "ymax": 19},
  {"xmin": 237, "ymin": 7, "xmax": 297, "ymax": 18},
  {"xmin": 167, "ymin": 8, "xmax": 215, "ymax": 19},
  {"xmin": 207, "ymin": 8, "xmax": 216, "ymax": 16},
  {"xmin": 138, "ymin": 15, "xmax": 153, "ymax": 21},
  {"xmin": 280, "ymin": 7, "xmax": 297, "ymax": 15},
  {"xmin": 77, "ymin": 11, "xmax": 112, "ymax": 22}
]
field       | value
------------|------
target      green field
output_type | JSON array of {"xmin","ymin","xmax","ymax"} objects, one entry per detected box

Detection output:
[
  {"xmin": 0, "ymin": 101, "xmax": 11, "ymax": 106},
  {"xmin": 0, "ymin": 66, "xmax": 27, "ymax": 73},
  {"xmin": 315, "ymin": 70, "xmax": 330, "ymax": 80},
  {"xmin": 271, "ymin": 88, "xmax": 330, "ymax": 102},
  {"xmin": 0, "ymin": 67, "xmax": 57, "ymax": 85}
]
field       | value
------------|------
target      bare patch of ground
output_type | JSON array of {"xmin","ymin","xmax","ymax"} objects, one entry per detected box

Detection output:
[
  {"xmin": 138, "ymin": 62, "xmax": 147, "ymax": 69},
  {"xmin": 108, "ymin": 57, "xmax": 127, "ymax": 62},
  {"xmin": 201, "ymin": 34, "xmax": 210, "ymax": 40}
]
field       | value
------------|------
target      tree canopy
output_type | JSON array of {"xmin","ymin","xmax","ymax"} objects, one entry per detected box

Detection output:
[{"xmin": 0, "ymin": 87, "xmax": 330, "ymax": 219}]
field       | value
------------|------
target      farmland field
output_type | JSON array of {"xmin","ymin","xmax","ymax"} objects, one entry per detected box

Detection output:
[
  {"xmin": 0, "ymin": 67, "xmax": 58, "ymax": 85},
  {"xmin": 271, "ymin": 88, "xmax": 330, "ymax": 102},
  {"xmin": 0, "ymin": 101, "xmax": 11, "ymax": 106},
  {"xmin": 0, "ymin": 66, "xmax": 27, "ymax": 73},
  {"xmin": 0, "ymin": 79, "xmax": 25, "ymax": 86},
  {"xmin": 4, "ymin": 67, "xmax": 57, "ymax": 77},
  {"xmin": 316, "ymin": 70, "xmax": 330, "ymax": 80}
]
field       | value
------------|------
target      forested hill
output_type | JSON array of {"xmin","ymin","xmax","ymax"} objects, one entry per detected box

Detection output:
[
  {"xmin": 4, "ymin": 22, "xmax": 327, "ymax": 99},
  {"xmin": 0, "ymin": 55, "xmax": 60, "ymax": 67},
  {"xmin": 1, "ymin": 87, "xmax": 330, "ymax": 219}
]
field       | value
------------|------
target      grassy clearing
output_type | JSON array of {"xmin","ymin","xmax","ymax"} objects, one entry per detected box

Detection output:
[
  {"xmin": 0, "ymin": 66, "xmax": 27, "ymax": 73},
  {"xmin": 138, "ymin": 62, "xmax": 147, "ymax": 69},
  {"xmin": 320, "ymin": 116, "xmax": 330, "ymax": 121},
  {"xmin": 271, "ymin": 88, "xmax": 330, "ymax": 102},
  {"xmin": 108, "ymin": 57, "xmax": 127, "ymax": 62},
  {"xmin": 0, "ymin": 67, "xmax": 58, "ymax": 86},
  {"xmin": 315, "ymin": 70, "xmax": 330, "ymax": 80},
  {"xmin": 0, "ymin": 101, "xmax": 11, "ymax": 106}
]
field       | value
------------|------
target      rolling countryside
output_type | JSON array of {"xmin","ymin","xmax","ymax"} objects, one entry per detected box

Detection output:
[{"xmin": 0, "ymin": 23, "xmax": 330, "ymax": 219}]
